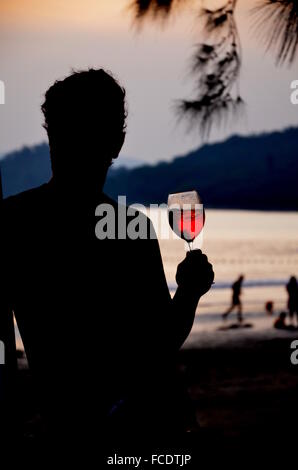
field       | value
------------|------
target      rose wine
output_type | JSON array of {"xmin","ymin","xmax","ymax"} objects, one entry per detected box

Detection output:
[{"xmin": 168, "ymin": 208, "xmax": 205, "ymax": 242}]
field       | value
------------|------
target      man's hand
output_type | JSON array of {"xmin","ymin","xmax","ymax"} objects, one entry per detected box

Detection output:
[{"xmin": 176, "ymin": 249, "xmax": 214, "ymax": 298}]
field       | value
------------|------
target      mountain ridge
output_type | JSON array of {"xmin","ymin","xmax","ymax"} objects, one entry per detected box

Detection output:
[
  {"xmin": 1, "ymin": 127, "xmax": 297, "ymax": 210},
  {"xmin": 105, "ymin": 127, "xmax": 298, "ymax": 210}
]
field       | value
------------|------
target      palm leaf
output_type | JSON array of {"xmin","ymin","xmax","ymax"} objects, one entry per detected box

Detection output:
[
  {"xmin": 129, "ymin": 0, "xmax": 191, "ymax": 23},
  {"xmin": 178, "ymin": 0, "xmax": 243, "ymax": 138},
  {"xmin": 251, "ymin": 0, "xmax": 298, "ymax": 65}
]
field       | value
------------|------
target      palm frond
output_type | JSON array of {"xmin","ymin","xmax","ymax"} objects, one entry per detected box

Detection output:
[
  {"xmin": 178, "ymin": 95, "xmax": 244, "ymax": 138},
  {"xmin": 179, "ymin": 0, "xmax": 243, "ymax": 138},
  {"xmin": 129, "ymin": 0, "xmax": 192, "ymax": 23},
  {"xmin": 251, "ymin": 0, "xmax": 298, "ymax": 65}
]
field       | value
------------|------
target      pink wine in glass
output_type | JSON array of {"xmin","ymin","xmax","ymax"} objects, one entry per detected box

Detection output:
[
  {"xmin": 168, "ymin": 208, "xmax": 205, "ymax": 242},
  {"xmin": 168, "ymin": 191, "xmax": 205, "ymax": 250}
]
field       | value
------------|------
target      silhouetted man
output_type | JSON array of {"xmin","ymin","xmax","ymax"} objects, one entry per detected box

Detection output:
[{"xmin": 0, "ymin": 69, "xmax": 214, "ymax": 440}]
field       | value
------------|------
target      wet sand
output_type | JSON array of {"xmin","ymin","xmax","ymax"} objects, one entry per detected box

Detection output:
[{"xmin": 179, "ymin": 336, "xmax": 298, "ymax": 442}]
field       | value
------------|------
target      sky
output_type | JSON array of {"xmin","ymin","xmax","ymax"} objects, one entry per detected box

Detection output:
[{"xmin": 0, "ymin": 0, "xmax": 297, "ymax": 163}]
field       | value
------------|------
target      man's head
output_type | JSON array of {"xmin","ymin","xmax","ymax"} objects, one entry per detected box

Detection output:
[{"xmin": 42, "ymin": 68, "xmax": 127, "ymax": 188}]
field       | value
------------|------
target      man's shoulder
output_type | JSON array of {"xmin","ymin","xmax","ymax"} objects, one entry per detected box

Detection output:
[
  {"xmin": 0, "ymin": 184, "xmax": 48, "ymax": 218},
  {"xmin": 102, "ymin": 194, "xmax": 153, "ymax": 222},
  {"xmin": 101, "ymin": 194, "xmax": 157, "ymax": 240}
]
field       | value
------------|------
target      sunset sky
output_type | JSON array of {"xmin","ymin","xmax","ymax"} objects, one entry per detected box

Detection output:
[{"xmin": 0, "ymin": 0, "xmax": 297, "ymax": 162}]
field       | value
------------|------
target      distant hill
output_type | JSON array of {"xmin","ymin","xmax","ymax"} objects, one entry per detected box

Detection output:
[
  {"xmin": 105, "ymin": 127, "xmax": 298, "ymax": 210},
  {"xmin": 0, "ymin": 143, "xmax": 143, "ymax": 198},
  {"xmin": 0, "ymin": 143, "xmax": 51, "ymax": 198},
  {"xmin": 1, "ymin": 128, "xmax": 298, "ymax": 210}
]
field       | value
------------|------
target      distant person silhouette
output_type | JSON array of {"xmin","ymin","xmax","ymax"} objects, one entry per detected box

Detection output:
[
  {"xmin": 286, "ymin": 276, "xmax": 298, "ymax": 326},
  {"xmin": 222, "ymin": 275, "xmax": 244, "ymax": 323},
  {"xmin": 273, "ymin": 311, "xmax": 297, "ymax": 331},
  {"xmin": 274, "ymin": 312, "xmax": 287, "ymax": 330},
  {"xmin": 265, "ymin": 300, "xmax": 274, "ymax": 316},
  {"xmin": 0, "ymin": 69, "xmax": 214, "ymax": 439}
]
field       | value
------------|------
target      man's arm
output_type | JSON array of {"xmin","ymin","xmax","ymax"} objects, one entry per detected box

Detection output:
[
  {"xmin": 145, "ymin": 225, "xmax": 214, "ymax": 350},
  {"xmin": 0, "ymin": 199, "xmax": 17, "ymax": 436},
  {"xmin": 172, "ymin": 250, "xmax": 214, "ymax": 348},
  {"xmin": 0, "ymin": 295, "xmax": 17, "ymax": 371}
]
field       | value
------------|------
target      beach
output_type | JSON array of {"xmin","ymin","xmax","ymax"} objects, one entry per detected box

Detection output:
[
  {"xmin": 156, "ymin": 208, "xmax": 298, "ymax": 344},
  {"xmin": 179, "ymin": 338, "xmax": 298, "ymax": 444},
  {"xmin": 161, "ymin": 209, "xmax": 298, "ymax": 441}
]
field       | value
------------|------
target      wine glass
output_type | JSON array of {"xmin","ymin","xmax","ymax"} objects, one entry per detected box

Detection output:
[{"xmin": 168, "ymin": 190, "xmax": 205, "ymax": 251}]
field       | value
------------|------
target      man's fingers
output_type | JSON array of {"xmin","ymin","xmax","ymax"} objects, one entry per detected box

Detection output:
[
  {"xmin": 204, "ymin": 264, "xmax": 215, "ymax": 283},
  {"xmin": 209, "ymin": 268, "xmax": 215, "ymax": 284},
  {"xmin": 186, "ymin": 251, "xmax": 209, "ymax": 266},
  {"xmin": 186, "ymin": 249, "xmax": 202, "ymax": 257},
  {"xmin": 176, "ymin": 249, "xmax": 214, "ymax": 294}
]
